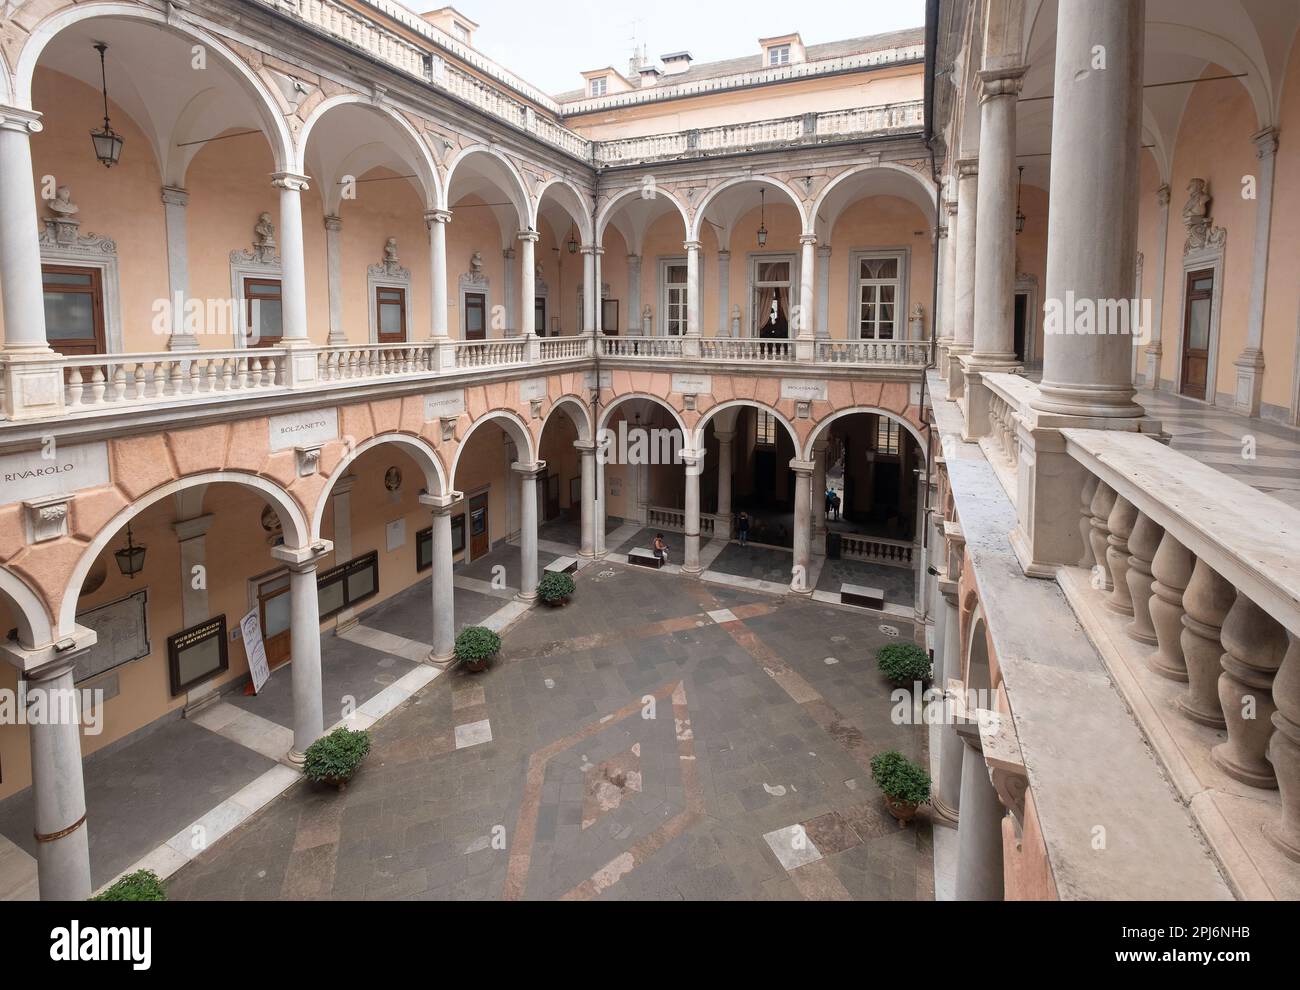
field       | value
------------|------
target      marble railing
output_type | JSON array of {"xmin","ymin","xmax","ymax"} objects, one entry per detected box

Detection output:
[
  {"xmin": 63, "ymin": 349, "xmax": 289, "ymax": 408},
  {"xmin": 981, "ymin": 372, "xmax": 1038, "ymax": 483},
  {"xmin": 453, "ymin": 339, "xmax": 526, "ymax": 368},
  {"xmin": 593, "ymin": 101, "xmax": 925, "ymax": 166},
  {"xmin": 646, "ymin": 505, "xmax": 725, "ymax": 540},
  {"xmin": 597, "ymin": 336, "xmax": 685, "ymax": 359},
  {"xmin": 317, "ymin": 343, "xmax": 438, "ymax": 380},
  {"xmin": 840, "ymin": 533, "xmax": 915, "ymax": 566},
  {"xmin": 1062, "ymin": 427, "xmax": 1300, "ymax": 890},
  {"xmin": 699, "ymin": 338, "xmax": 793, "ymax": 362},
  {"xmin": 816, "ymin": 338, "xmax": 931, "ymax": 366}
]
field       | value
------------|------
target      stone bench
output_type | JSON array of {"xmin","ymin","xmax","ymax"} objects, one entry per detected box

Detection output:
[
  {"xmin": 840, "ymin": 583, "xmax": 885, "ymax": 610},
  {"xmin": 628, "ymin": 548, "xmax": 663, "ymax": 569},
  {"xmin": 545, "ymin": 556, "xmax": 578, "ymax": 575}
]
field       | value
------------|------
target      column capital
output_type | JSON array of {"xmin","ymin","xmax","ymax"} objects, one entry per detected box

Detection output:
[
  {"xmin": 944, "ymin": 197, "xmax": 959, "ymax": 217},
  {"xmin": 573, "ymin": 439, "xmax": 597, "ymax": 453},
  {"xmin": 0, "ymin": 626, "xmax": 96, "ymax": 677},
  {"xmin": 683, "ymin": 239, "xmax": 702, "ymax": 252},
  {"xmin": 713, "ymin": 430, "xmax": 735, "ymax": 444},
  {"xmin": 271, "ymin": 540, "xmax": 333, "ymax": 571},
  {"xmin": 1155, "ymin": 184, "xmax": 1171, "ymax": 208},
  {"xmin": 271, "ymin": 171, "xmax": 311, "ymax": 192},
  {"xmin": 503, "ymin": 247, "xmax": 516, "ymax": 259},
  {"xmin": 788, "ymin": 458, "xmax": 816, "ymax": 476},
  {"xmin": 161, "ymin": 185, "xmax": 190, "ymax": 207},
  {"xmin": 426, "ymin": 208, "xmax": 453, "ymax": 226},
  {"xmin": 323, "ymin": 213, "xmax": 343, "ymax": 232},
  {"xmin": 816, "ymin": 243, "xmax": 833, "ymax": 258},
  {"xmin": 172, "ymin": 513, "xmax": 215, "ymax": 542},
  {"xmin": 799, "ymin": 233, "xmax": 818, "ymax": 246},
  {"xmin": 680, "ymin": 448, "xmax": 706, "ymax": 471},
  {"xmin": 0, "ymin": 104, "xmax": 43, "ymax": 134},
  {"xmin": 955, "ymin": 157, "xmax": 978, "ymax": 178},
  {"xmin": 579, "ymin": 243, "xmax": 598, "ymax": 256},
  {"xmin": 1252, "ymin": 126, "xmax": 1279, "ymax": 160},
  {"xmin": 977, "ymin": 65, "xmax": 1027, "ymax": 102},
  {"xmin": 627, "ymin": 252, "xmax": 641, "ymax": 264},
  {"xmin": 716, "ymin": 248, "xmax": 731, "ymax": 259},
  {"xmin": 511, "ymin": 460, "xmax": 547, "ymax": 478},
  {"xmin": 517, "ymin": 229, "xmax": 540, "ymax": 243},
  {"xmin": 419, "ymin": 490, "xmax": 462, "ymax": 513}
]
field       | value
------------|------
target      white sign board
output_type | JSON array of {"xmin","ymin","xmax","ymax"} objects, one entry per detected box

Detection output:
[
  {"xmin": 583, "ymin": 370, "xmax": 612, "ymax": 390},
  {"xmin": 386, "ymin": 518, "xmax": 407, "ymax": 552},
  {"xmin": 269, "ymin": 408, "xmax": 338, "ymax": 452},
  {"xmin": 671, "ymin": 374, "xmax": 712, "ymax": 395},
  {"xmin": 0, "ymin": 441, "xmax": 110, "ymax": 507},
  {"xmin": 518, "ymin": 378, "xmax": 548, "ymax": 402},
  {"xmin": 780, "ymin": 378, "xmax": 828, "ymax": 402},
  {"xmin": 240, "ymin": 607, "xmax": 271, "ymax": 695},
  {"xmin": 424, "ymin": 390, "xmax": 466, "ymax": 420}
]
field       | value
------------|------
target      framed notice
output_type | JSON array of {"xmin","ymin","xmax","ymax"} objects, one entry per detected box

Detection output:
[
  {"xmin": 167, "ymin": 615, "xmax": 229, "ymax": 696},
  {"xmin": 240, "ymin": 607, "xmax": 270, "ymax": 694},
  {"xmin": 74, "ymin": 590, "xmax": 150, "ymax": 684}
]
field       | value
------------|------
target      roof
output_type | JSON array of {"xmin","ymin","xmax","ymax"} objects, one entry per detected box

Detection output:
[{"xmin": 553, "ymin": 26, "xmax": 925, "ymax": 102}]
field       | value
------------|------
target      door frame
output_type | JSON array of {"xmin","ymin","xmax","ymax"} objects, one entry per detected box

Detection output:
[
  {"xmin": 846, "ymin": 247, "xmax": 910, "ymax": 341},
  {"xmin": 249, "ymin": 567, "xmax": 292, "ymax": 669},
  {"xmin": 467, "ymin": 489, "xmax": 491, "ymax": 562},
  {"xmin": 368, "ymin": 271, "xmax": 412, "ymax": 343},
  {"xmin": 41, "ymin": 263, "xmax": 107, "ymax": 355},
  {"xmin": 1175, "ymin": 245, "xmax": 1225, "ymax": 404}
]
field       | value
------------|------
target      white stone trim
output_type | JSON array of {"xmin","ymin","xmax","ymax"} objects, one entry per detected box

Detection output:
[
  {"xmin": 229, "ymin": 251, "xmax": 282, "ymax": 348},
  {"xmin": 657, "ymin": 254, "xmax": 692, "ymax": 337},
  {"xmin": 38, "ymin": 226, "xmax": 123, "ymax": 354},
  {"xmin": 846, "ymin": 246, "xmax": 911, "ymax": 341},
  {"xmin": 1014, "ymin": 270, "xmax": 1039, "ymax": 368},
  {"xmin": 366, "ymin": 259, "xmax": 413, "ymax": 344},
  {"xmin": 458, "ymin": 270, "xmax": 491, "ymax": 339}
]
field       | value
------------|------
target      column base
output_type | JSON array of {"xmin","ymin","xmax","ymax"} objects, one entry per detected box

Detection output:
[
  {"xmin": 946, "ymin": 346, "xmax": 971, "ymax": 399},
  {"xmin": 2, "ymin": 349, "xmax": 67, "ymax": 420},
  {"xmin": 931, "ymin": 794, "xmax": 959, "ymax": 829},
  {"xmin": 1232, "ymin": 348, "xmax": 1265, "ymax": 417},
  {"xmin": 427, "ymin": 650, "xmax": 458, "ymax": 669},
  {"xmin": 286, "ymin": 748, "xmax": 307, "ymax": 767},
  {"xmin": 516, "ymin": 591, "xmax": 538, "ymax": 603},
  {"xmin": 1144, "ymin": 343, "xmax": 1163, "ymax": 392}
]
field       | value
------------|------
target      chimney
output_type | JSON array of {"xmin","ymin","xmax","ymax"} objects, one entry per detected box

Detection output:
[{"xmin": 660, "ymin": 51, "xmax": 693, "ymax": 76}]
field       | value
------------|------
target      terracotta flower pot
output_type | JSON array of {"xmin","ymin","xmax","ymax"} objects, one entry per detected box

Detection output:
[
  {"xmin": 319, "ymin": 775, "xmax": 352, "ymax": 792},
  {"xmin": 883, "ymin": 794, "xmax": 919, "ymax": 827},
  {"xmin": 463, "ymin": 657, "xmax": 490, "ymax": 673},
  {"xmin": 544, "ymin": 596, "xmax": 570, "ymax": 607}
]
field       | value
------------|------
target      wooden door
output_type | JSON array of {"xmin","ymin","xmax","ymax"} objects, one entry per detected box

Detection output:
[
  {"xmin": 464, "ymin": 292, "xmax": 486, "ymax": 341},
  {"xmin": 534, "ymin": 297, "xmax": 547, "ymax": 337},
  {"xmin": 1180, "ymin": 269, "xmax": 1214, "ymax": 400},
  {"xmin": 468, "ymin": 493, "xmax": 489, "ymax": 560},
  {"xmin": 376, "ymin": 286, "xmax": 407, "ymax": 344},
  {"xmin": 43, "ymin": 265, "xmax": 106, "ymax": 355},
  {"xmin": 244, "ymin": 277, "xmax": 283, "ymax": 347},
  {"xmin": 256, "ymin": 572, "xmax": 292, "ymax": 668}
]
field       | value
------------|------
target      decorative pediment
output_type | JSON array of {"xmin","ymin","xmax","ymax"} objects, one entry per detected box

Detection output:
[
  {"xmin": 368, "ymin": 237, "xmax": 410, "ymax": 280},
  {"xmin": 231, "ymin": 211, "xmax": 280, "ymax": 267},
  {"xmin": 1182, "ymin": 178, "xmax": 1226, "ymax": 255},
  {"xmin": 38, "ymin": 185, "xmax": 116, "ymax": 255}
]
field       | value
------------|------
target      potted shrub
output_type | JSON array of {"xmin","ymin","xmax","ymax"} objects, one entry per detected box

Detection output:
[
  {"xmin": 91, "ymin": 869, "xmax": 166, "ymax": 901},
  {"xmin": 455, "ymin": 625, "xmax": 501, "ymax": 672},
  {"xmin": 538, "ymin": 570, "xmax": 576, "ymax": 606},
  {"xmin": 303, "ymin": 726, "xmax": 371, "ymax": 791},
  {"xmin": 870, "ymin": 750, "xmax": 931, "ymax": 827},
  {"xmin": 876, "ymin": 642, "xmax": 933, "ymax": 688}
]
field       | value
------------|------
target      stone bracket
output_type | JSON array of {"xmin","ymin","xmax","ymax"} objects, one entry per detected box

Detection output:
[
  {"xmin": 23, "ymin": 494, "xmax": 70, "ymax": 544},
  {"xmin": 976, "ymin": 706, "xmax": 1029, "ymax": 830},
  {"xmin": 295, "ymin": 443, "xmax": 323, "ymax": 477},
  {"xmin": 440, "ymin": 416, "xmax": 458, "ymax": 442}
]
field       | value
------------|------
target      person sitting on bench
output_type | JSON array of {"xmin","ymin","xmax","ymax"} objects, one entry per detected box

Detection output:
[{"xmin": 653, "ymin": 533, "xmax": 669, "ymax": 564}]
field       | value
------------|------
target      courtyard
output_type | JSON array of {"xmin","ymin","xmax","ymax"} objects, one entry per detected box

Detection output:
[{"xmin": 160, "ymin": 563, "xmax": 933, "ymax": 901}]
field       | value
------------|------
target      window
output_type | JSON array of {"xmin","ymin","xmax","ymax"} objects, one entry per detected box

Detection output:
[
  {"xmin": 243, "ymin": 277, "xmax": 283, "ymax": 346},
  {"xmin": 769, "ymin": 44, "xmax": 791, "ymax": 66},
  {"xmin": 755, "ymin": 412, "xmax": 777, "ymax": 447},
  {"xmin": 590, "ymin": 76, "xmax": 607, "ymax": 97},
  {"xmin": 416, "ymin": 526, "xmax": 433, "ymax": 572},
  {"xmin": 856, "ymin": 256, "xmax": 901, "ymax": 340},
  {"xmin": 43, "ymin": 265, "xmax": 106, "ymax": 355},
  {"xmin": 453, "ymin": 21, "xmax": 470, "ymax": 43},
  {"xmin": 662, "ymin": 262, "xmax": 688, "ymax": 335},
  {"xmin": 316, "ymin": 550, "xmax": 379, "ymax": 620},
  {"xmin": 464, "ymin": 291, "xmax": 486, "ymax": 340},
  {"xmin": 752, "ymin": 258, "xmax": 792, "ymax": 338},
  {"xmin": 876, "ymin": 418, "xmax": 901, "ymax": 456}
]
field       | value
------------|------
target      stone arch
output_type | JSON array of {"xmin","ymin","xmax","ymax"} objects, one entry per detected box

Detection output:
[
  {"xmin": 533, "ymin": 176, "xmax": 594, "ymax": 244},
  {"xmin": 57, "ymin": 471, "xmax": 307, "ymax": 637},
  {"xmin": 442, "ymin": 144, "xmax": 532, "ymax": 227},
  {"xmin": 595, "ymin": 184, "xmax": 691, "ymax": 243},
  {"xmin": 0, "ymin": 569, "xmax": 54, "ymax": 650},
  {"xmin": 0, "ymin": 47, "xmax": 12, "ymax": 105},
  {"xmin": 451, "ymin": 408, "xmax": 537, "ymax": 480},
  {"xmin": 295, "ymin": 95, "xmax": 442, "ymax": 211},
  {"xmin": 14, "ymin": 2, "xmax": 294, "ymax": 172},
  {"xmin": 310, "ymin": 433, "xmax": 447, "ymax": 542},
  {"xmin": 689, "ymin": 174, "xmax": 808, "ymax": 241},
  {"xmin": 597, "ymin": 392, "xmax": 691, "ymax": 443},
  {"xmin": 966, "ymin": 606, "xmax": 993, "ymax": 697},
  {"xmin": 692, "ymin": 398, "xmax": 798, "ymax": 452},
  {"xmin": 541, "ymin": 395, "xmax": 594, "ymax": 443},
  {"xmin": 810, "ymin": 162, "xmax": 938, "ymax": 240},
  {"xmin": 802, "ymin": 406, "xmax": 928, "ymax": 462}
]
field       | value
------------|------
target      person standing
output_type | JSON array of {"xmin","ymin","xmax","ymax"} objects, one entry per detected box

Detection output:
[{"xmin": 737, "ymin": 511, "xmax": 750, "ymax": 547}]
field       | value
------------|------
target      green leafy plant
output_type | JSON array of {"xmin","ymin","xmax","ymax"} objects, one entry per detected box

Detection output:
[
  {"xmin": 91, "ymin": 869, "xmax": 166, "ymax": 902},
  {"xmin": 876, "ymin": 642, "xmax": 933, "ymax": 686},
  {"xmin": 538, "ymin": 571, "xmax": 576, "ymax": 604},
  {"xmin": 455, "ymin": 626, "xmax": 501, "ymax": 666},
  {"xmin": 303, "ymin": 726, "xmax": 371, "ymax": 785},
  {"xmin": 870, "ymin": 750, "xmax": 931, "ymax": 806}
]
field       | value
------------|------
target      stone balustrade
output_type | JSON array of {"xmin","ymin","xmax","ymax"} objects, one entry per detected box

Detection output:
[
  {"xmin": 62, "ymin": 349, "xmax": 288, "ymax": 408},
  {"xmin": 1061, "ymin": 427, "xmax": 1300, "ymax": 881},
  {"xmin": 815, "ymin": 338, "xmax": 930, "ymax": 366},
  {"xmin": 840, "ymin": 533, "xmax": 915, "ymax": 566}
]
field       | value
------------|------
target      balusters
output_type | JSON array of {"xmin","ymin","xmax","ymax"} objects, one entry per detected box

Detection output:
[
  {"xmin": 1177, "ymin": 559, "xmax": 1234, "ymax": 727},
  {"xmin": 1087, "ymin": 481, "xmax": 1116, "ymax": 591},
  {"xmin": 1266, "ymin": 635, "xmax": 1300, "ymax": 861},
  {"xmin": 1105, "ymin": 495, "xmax": 1138, "ymax": 615},
  {"xmin": 1124, "ymin": 512, "xmax": 1162, "ymax": 645},
  {"xmin": 1212, "ymin": 596, "xmax": 1287, "ymax": 787},
  {"xmin": 1147, "ymin": 530, "xmax": 1193, "ymax": 680},
  {"xmin": 1078, "ymin": 474, "xmax": 1099, "ymax": 568}
]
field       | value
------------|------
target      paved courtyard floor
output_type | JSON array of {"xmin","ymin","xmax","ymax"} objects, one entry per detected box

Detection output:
[{"xmin": 166, "ymin": 563, "xmax": 932, "ymax": 901}]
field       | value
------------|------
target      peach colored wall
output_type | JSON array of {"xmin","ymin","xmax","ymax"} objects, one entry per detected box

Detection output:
[
  {"xmin": 443, "ymin": 193, "xmax": 512, "ymax": 337},
  {"xmin": 452, "ymin": 421, "xmax": 514, "ymax": 546},
  {"xmin": 827, "ymin": 196, "xmax": 934, "ymax": 340},
  {"xmin": 1014, "ymin": 184, "xmax": 1049, "ymax": 364},
  {"xmin": 1157, "ymin": 65, "xmax": 1258, "ymax": 400},
  {"xmin": 1133, "ymin": 153, "xmax": 1163, "ymax": 379},
  {"xmin": 1002, "ymin": 788, "xmax": 1059, "ymax": 900},
  {"xmin": 1260, "ymin": 44, "xmax": 1300, "ymax": 413},
  {"xmin": 566, "ymin": 65, "xmax": 924, "ymax": 141}
]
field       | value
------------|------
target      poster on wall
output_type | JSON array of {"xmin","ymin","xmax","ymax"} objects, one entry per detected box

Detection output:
[
  {"xmin": 240, "ymin": 607, "xmax": 271, "ymax": 695},
  {"xmin": 166, "ymin": 616, "xmax": 229, "ymax": 697},
  {"xmin": 74, "ymin": 590, "xmax": 150, "ymax": 684}
]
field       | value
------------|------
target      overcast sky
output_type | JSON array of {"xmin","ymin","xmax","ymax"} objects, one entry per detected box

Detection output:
[{"xmin": 402, "ymin": 1, "xmax": 928, "ymax": 95}]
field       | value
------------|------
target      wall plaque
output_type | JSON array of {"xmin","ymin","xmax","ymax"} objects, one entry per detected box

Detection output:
[
  {"xmin": 424, "ymin": 389, "xmax": 466, "ymax": 419},
  {"xmin": 75, "ymin": 590, "xmax": 150, "ymax": 684},
  {"xmin": 0, "ymin": 442, "xmax": 110, "ymax": 507},
  {"xmin": 167, "ymin": 615, "xmax": 229, "ymax": 696},
  {"xmin": 671, "ymin": 374, "xmax": 712, "ymax": 395},
  {"xmin": 780, "ymin": 378, "xmax": 828, "ymax": 402},
  {"xmin": 269, "ymin": 408, "xmax": 338, "ymax": 452},
  {"xmin": 518, "ymin": 377, "xmax": 548, "ymax": 402}
]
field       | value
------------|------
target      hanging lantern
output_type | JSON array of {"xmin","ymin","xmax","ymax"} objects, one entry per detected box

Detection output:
[
  {"xmin": 90, "ymin": 42, "xmax": 124, "ymax": 168},
  {"xmin": 756, "ymin": 188, "xmax": 768, "ymax": 247},
  {"xmin": 1014, "ymin": 165, "xmax": 1026, "ymax": 235},
  {"xmin": 567, "ymin": 228, "xmax": 578, "ymax": 254},
  {"xmin": 114, "ymin": 522, "xmax": 146, "ymax": 578}
]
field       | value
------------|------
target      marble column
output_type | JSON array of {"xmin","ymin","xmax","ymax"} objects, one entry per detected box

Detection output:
[
  {"xmin": 949, "ymin": 160, "xmax": 978, "ymax": 395},
  {"xmin": 273, "ymin": 171, "xmax": 311, "ymax": 344},
  {"xmin": 515, "ymin": 462, "xmax": 543, "ymax": 599},
  {"xmin": 1032, "ymin": 0, "xmax": 1146, "ymax": 421},
  {"xmin": 790, "ymin": 459, "xmax": 814, "ymax": 593},
  {"xmin": 161, "ymin": 186, "xmax": 196, "ymax": 350},
  {"xmin": 594, "ymin": 442, "xmax": 608, "ymax": 557},
  {"xmin": 271, "ymin": 545, "xmax": 328, "ymax": 762},
  {"xmin": 816, "ymin": 244, "xmax": 832, "ymax": 338},
  {"xmin": 798, "ymin": 234, "xmax": 817, "ymax": 341},
  {"xmin": 0, "ymin": 107, "xmax": 49, "ymax": 353},
  {"xmin": 955, "ymin": 732, "xmax": 1004, "ymax": 900},
  {"xmin": 683, "ymin": 449, "xmax": 703, "ymax": 575},
  {"xmin": 427, "ymin": 209, "xmax": 451, "ymax": 339},
  {"xmin": 932, "ymin": 666, "xmax": 963, "ymax": 828},
  {"xmin": 811, "ymin": 438, "xmax": 828, "ymax": 547},
  {"xmin": 420, "ymin": 493, "xmax": 457, "ymax": 666},
  {"xmin": 26, "ymin": 657, "xmax": 93, "ymax": 900},
  {"xmin": 628, "ymin": 254, "xmax": 642, "ymax": 335},
  {"xmin": 1233, "ymin": 127, "xmax": 1279, "ymax": 416},
  {"xmin": 685, "ymin": 240, "xmax": 702, "ymax": 337},
  {"xmin": 581, "ymin": 245, "xmax": 597, "ymax": 334},
  {"xmin": 324, "ymin": 215, "xmax": 346, "ymax": 346},
  {"xmin": 576, "ymin": 440, "xmax": 596, "ymax": 557},
  {"xmin": 502, "ymin": 246, "xmax": 517, "ymax": 337},
  {"xmin": 593, "ymin": 247, "xmax": 605, "ymax": 335},
  {"xmin": 1143, "ymin": 185, "xmax": 1170, "ymax": 388},
  {"xmin": 716, "ymin": 250, "xmax": 730, "ymax": 335},
  {"xmin": 938, "ymin": 195, "xmax": 959, "ymax": 378},
  {"xmin": 715, "ymin": 431, "xmax": 734, "ymax": 521},
  {"xmin": 518, "ymin": 231, "xmax": 538, "ymax": 337}
]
